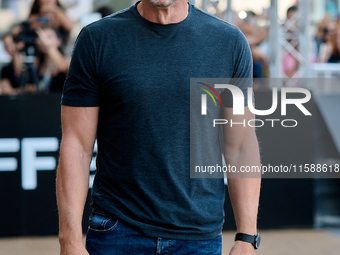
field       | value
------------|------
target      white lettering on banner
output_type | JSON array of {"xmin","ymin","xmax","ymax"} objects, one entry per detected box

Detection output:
[
  {"xmin": 89, "ymin": 140, "xmax": 97, "ymax": 188},
  {"xmin": 21, "ymin": 137, "xmax": 59, "ymax": 190},
  {"xmin": 0, "ymin": 137, "xmax": 97, "ymax": 190},
  {"xmin": 0, "ymin": 138, "xmax": 20, "ymax": 171}
]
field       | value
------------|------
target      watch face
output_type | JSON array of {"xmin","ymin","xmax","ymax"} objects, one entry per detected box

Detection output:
[{"xmin": 254, "ymin": 234, "xmax": 261, "ymax": 249}]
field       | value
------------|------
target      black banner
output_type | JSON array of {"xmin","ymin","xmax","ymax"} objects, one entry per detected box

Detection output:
[{"xmin": 0, "ymin": 93, "xmax": 315, "ymax": 237}]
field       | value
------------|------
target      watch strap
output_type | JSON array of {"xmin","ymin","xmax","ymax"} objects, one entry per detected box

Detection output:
[{"xmin": 234, "ymin": 233, "xmax": 256, "ymax": 244}]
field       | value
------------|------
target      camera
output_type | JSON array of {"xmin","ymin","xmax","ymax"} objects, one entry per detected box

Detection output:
[
  {"xmin": 12, "ymin": 17, "xmax": 49, "ymax": 90},
  {"xmin": 13, "ymin": 17, "xmax": 49, "ymax": 57}
]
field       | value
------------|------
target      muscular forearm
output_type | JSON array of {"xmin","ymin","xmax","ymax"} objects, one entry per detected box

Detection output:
[
  {"xmin": 225, "ymin": 135, "xmax": 261, "ymax": 234},
  {"xmin": 56, "ymin": 138, "xmax": 92, "ymax": 245},
  {"xmin": 228, "ymin": 178, "xmax": 261, "ymax": 234}
]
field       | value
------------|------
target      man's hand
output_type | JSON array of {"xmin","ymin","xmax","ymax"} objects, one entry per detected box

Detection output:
[
  {"xmin": 229, "ymin": 241, "xmax": 256, "ymax": 255},
  {"xmin": 60, "ymin": 241, "xmax": 89, "ymax": 255}
]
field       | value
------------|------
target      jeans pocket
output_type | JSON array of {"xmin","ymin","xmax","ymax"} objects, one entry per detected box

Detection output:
[{"xmin": 88, "ymin": 210, "xmax": 119, "ymax": 233}]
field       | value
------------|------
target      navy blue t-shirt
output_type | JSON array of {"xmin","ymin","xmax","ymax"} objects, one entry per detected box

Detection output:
[{"xmin": 62, "ymin": 1, "xmax": 252, "ymax": 240}]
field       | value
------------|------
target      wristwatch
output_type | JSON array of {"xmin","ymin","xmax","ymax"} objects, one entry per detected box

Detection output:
[{"xmin": 234, "ymin": 233, "xmax": 261, "ymax": 249}]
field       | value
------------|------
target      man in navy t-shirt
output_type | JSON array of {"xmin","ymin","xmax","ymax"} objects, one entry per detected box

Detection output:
[{"xmin": 56, "ymin": 0, "xmax": 261, "ymax": 254}]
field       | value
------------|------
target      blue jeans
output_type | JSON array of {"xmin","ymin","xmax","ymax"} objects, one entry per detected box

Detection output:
[{"xmin": 86, "ymin": 209, "xmax": 222, "ymax": 255}]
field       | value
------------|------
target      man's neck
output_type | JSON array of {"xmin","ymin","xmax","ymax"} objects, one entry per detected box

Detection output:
[{"xmin": 137, "ymin": 0, "xmax": 189, "ymax": 25}]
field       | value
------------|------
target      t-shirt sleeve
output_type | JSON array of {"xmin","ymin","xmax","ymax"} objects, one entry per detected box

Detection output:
[
  {"xmin": 61, "ymin": 27, "xmax": 99, "ymax": 107},
  {"xmin": 221, "ymin": 28, "xmax": 254, "ymax": 107}
]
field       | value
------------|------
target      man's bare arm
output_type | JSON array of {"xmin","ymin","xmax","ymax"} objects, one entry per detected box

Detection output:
[
  {"xmin": 56, "ymin": 106, "xmax": 99, "ymax": 254},
  {"xmin": 223, "ymin": 105, "xmax": 261, "ymax": 255}
]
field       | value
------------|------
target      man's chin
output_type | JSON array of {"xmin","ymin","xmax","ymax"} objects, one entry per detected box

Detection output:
[{"xmin": 147, "ymin": 0, "xmax": 178, "ymax": 9}]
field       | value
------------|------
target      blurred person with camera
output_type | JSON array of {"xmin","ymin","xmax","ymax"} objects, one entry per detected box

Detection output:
[
  {"xmin": 35, "ymin": 26, "xmax": 70, "ymax": 92},
  {"xmin": 29, "ymin": 0, "xmax": 74, "ymax": 48},
  {"xmin": 318, "ymin": 21, "xmax": 340, "ymax": 63},
  {"xmin": 0, "ymin": 31, "xmax": 22, "ymax": 95},
  {"xmin": 1, "ymin": 24, "xmax": 70, "ymax": 95},
  {"xmin": 315, "ymin": 15, "xmax": 333, "ymax": 59}
]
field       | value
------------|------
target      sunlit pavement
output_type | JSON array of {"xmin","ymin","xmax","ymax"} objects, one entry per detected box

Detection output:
[{"xmin": 0, "ymin": 229, "xmax": 340, "ymax": 255}]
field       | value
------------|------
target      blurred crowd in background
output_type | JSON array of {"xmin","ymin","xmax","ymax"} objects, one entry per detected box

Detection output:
[
  {"xmin": 1, "ymin": 0, "xmax": 340, "ymax": 95},
  {"xmin": 236, "ymin": 3, "xmax": 340, "ymax": 89},
  {"xmin": 0, "ymin": 0, "xmax": 114, "ymax": 95}
]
